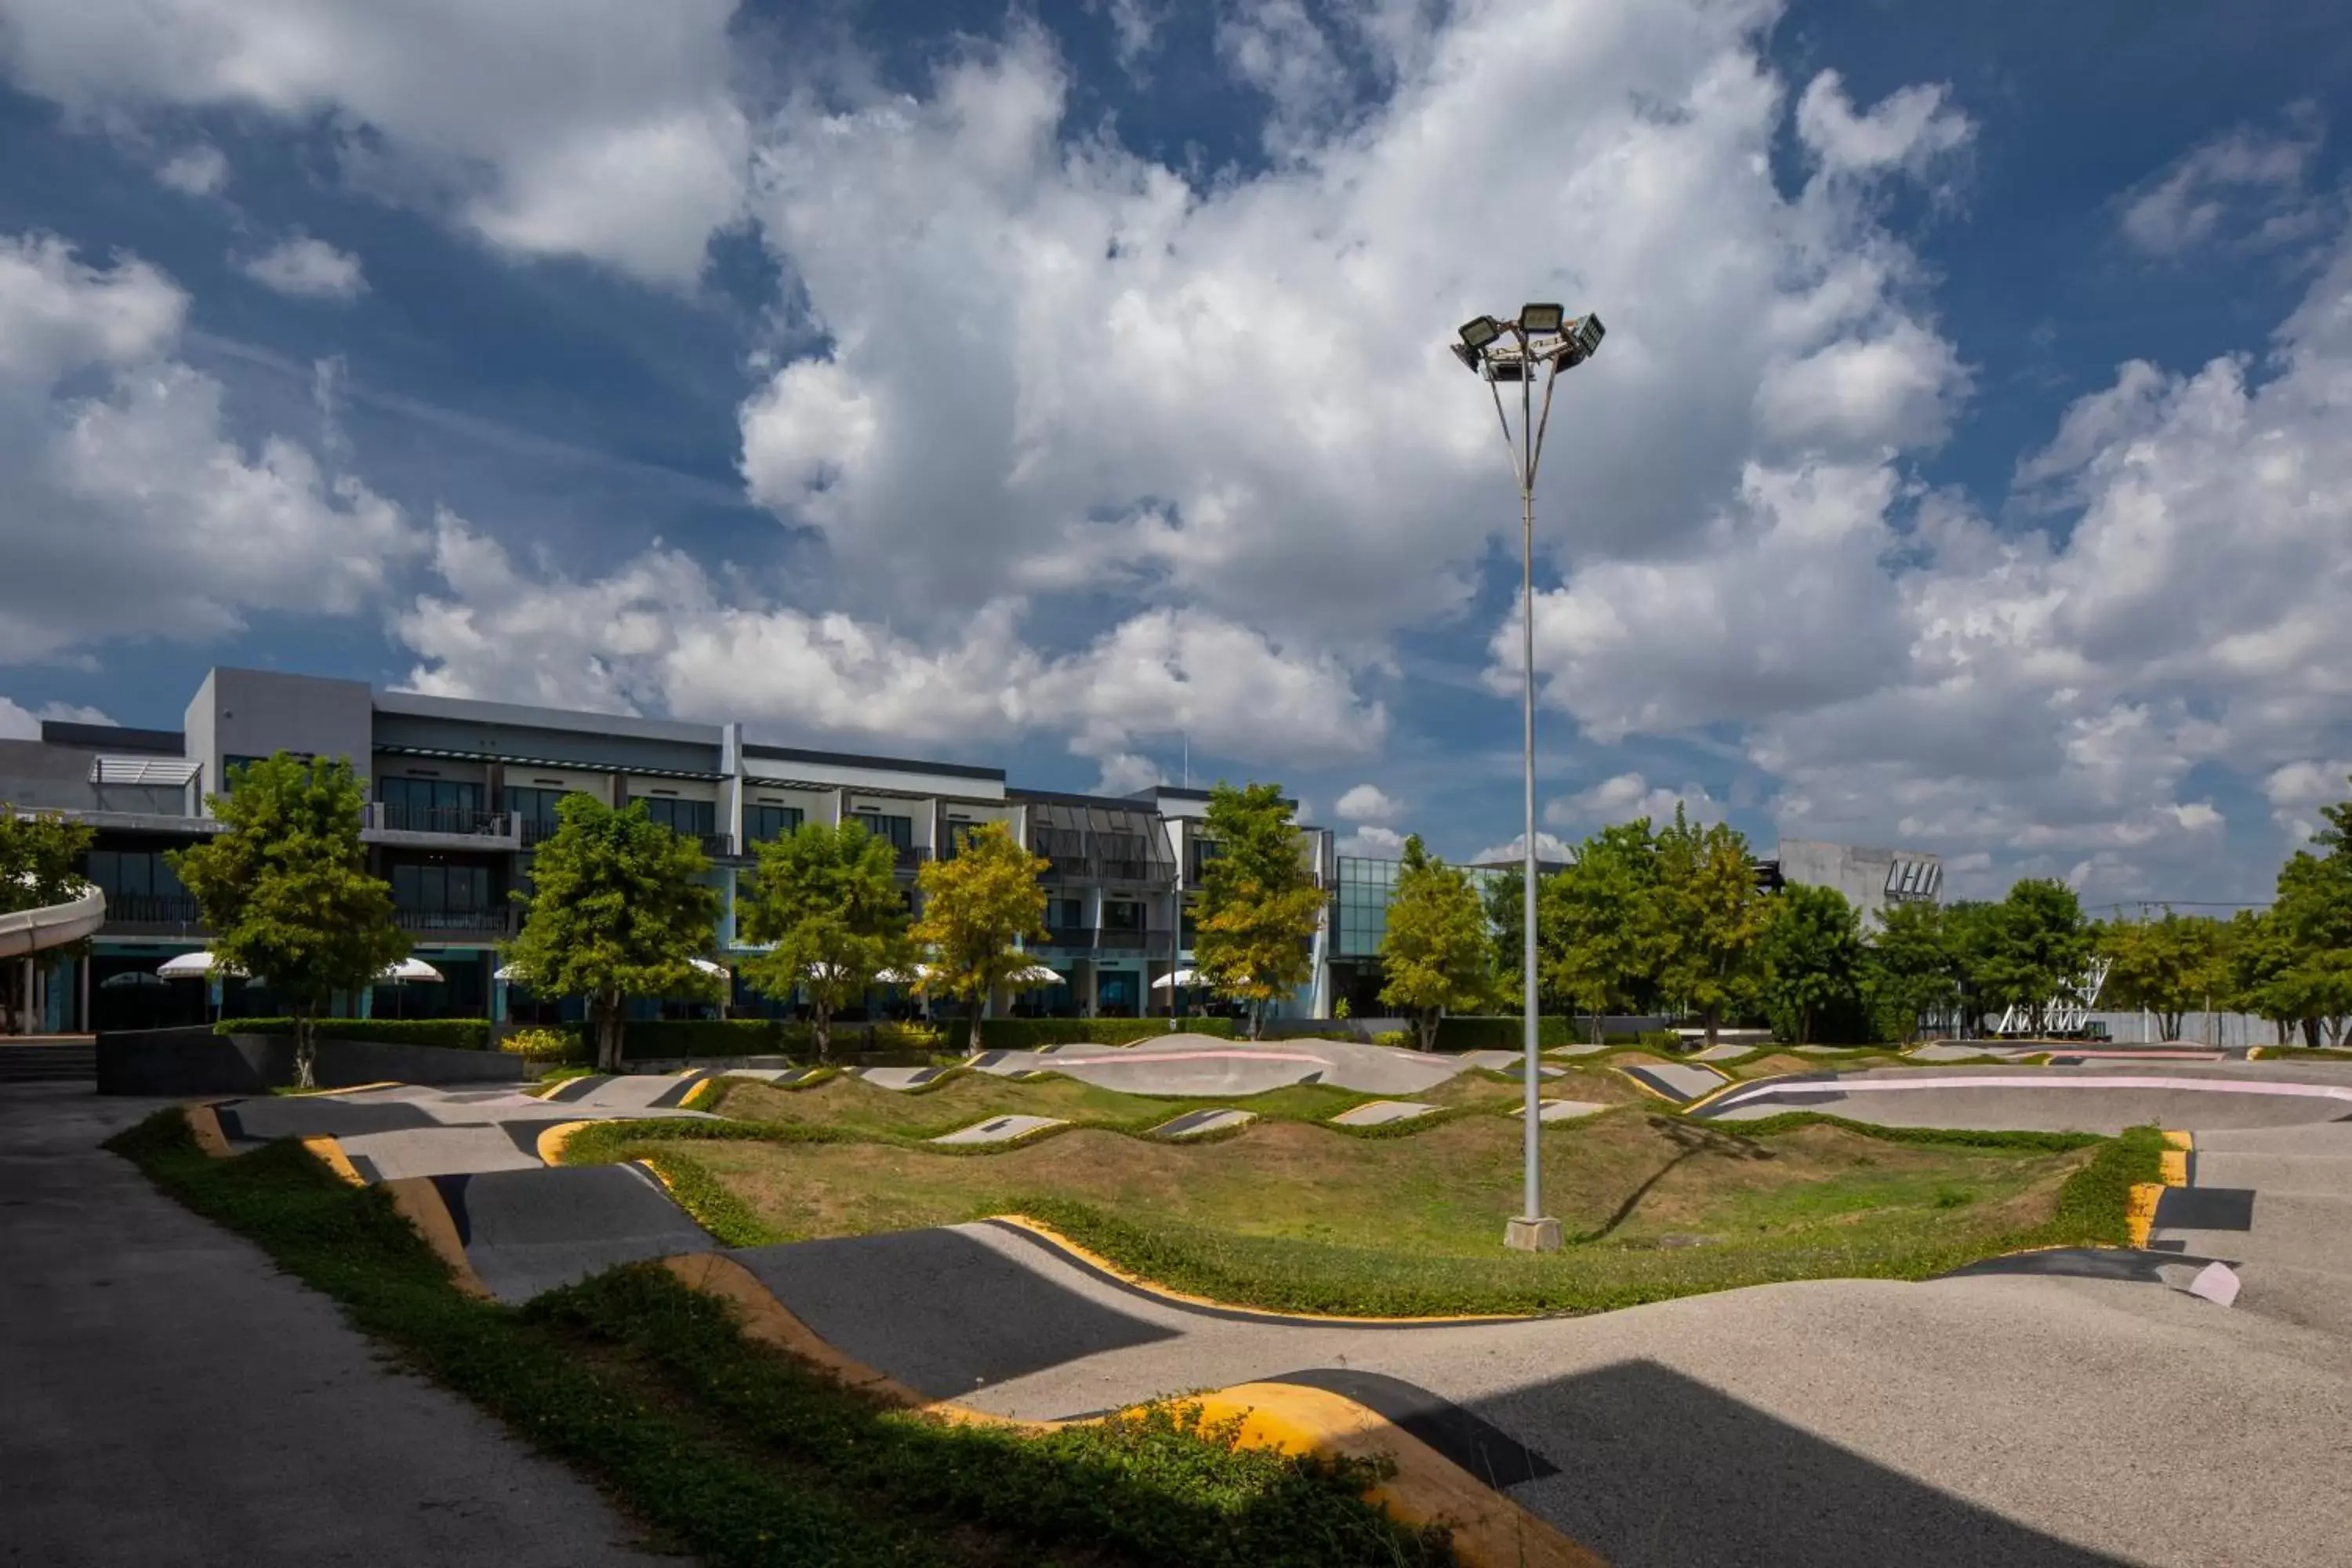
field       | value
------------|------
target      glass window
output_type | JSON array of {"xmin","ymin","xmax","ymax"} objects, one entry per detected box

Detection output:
[
  {"xmin": 851, "ymin": 811, "xmax": 913, "ymax": 848},
  {"xmin": 745, "ymin": 804, "xmax": 803, "ymax": 844},
  {"xmin": 633, "ymin": 796, "xmax": 715, "ymax": 838}
]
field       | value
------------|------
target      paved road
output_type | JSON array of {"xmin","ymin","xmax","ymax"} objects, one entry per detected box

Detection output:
[{"xmin": 0, "ymin": 1083, "xmax": 673, "ymax": 1568}]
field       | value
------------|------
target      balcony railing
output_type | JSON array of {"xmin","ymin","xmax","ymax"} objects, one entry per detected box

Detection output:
[
  {"xmin": 370, "ymin": 803, "xmax": 513, "ymax": 839},
  {"xmin": 393, "ymin": 906, "xmax": 517, "ymax": 937},
  {"xmin": 518, "ymin": 815, "xmax": 561, "ymax": 848},
  {"xmin": 1031, "ymin": 926, "xmax": 1161, "ymax": 953},
  {"xmin": 697, "ymin": 833, "xmax": 737, "ymax": 859},
  {"xmin": 891, "ymin": 844, "xmax": 931, "ymax": 873},
  {"xmin": 102, "ymin": 892, "xmax": 205, "ymax": 933}
]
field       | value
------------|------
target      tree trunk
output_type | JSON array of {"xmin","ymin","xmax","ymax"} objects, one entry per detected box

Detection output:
[
  {"xmin": 292, "ymin": 1006, "xmax": 318, "ymax": 1091},
  {"xmin": 1248, "ymin": 999, "xmax": 1265, "ymax": 1042},
  {"xmin": 967, "ymin": 1000, "xmax": 983, "ymax": 1056},
  {"xmin": 1588, "ymin": 1009, "xmax": 1602, "ymax": 1047},
  {"xmin": 2303, "ymin": 1017, "xmax": 2322, "ymax": 1048},
  {"xmin": 595, "ymin": 992, "xmax": 625, "ymax": 1073},
  {"xmin": 812, "ymin": 1001, "xmax": 832, "ymax": 1065},
  {"xmin": 1416, "ymin": 1011, "xmax": 1438, "ymax": 1052},
  {"xmin": 1703, "ymin": 1006, "xmax": 1719, "ymax": 1051},
  {"xmin": 1798, "ymin": 1003, "xmax": 1812, "ymax": 1047}
]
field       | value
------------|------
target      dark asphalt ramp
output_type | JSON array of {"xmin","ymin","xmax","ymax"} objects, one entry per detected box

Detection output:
[
  {"xmin": 212, "ymin": 1099, "xmax": 439, "ymax": 1141},
  {"xmin": 434, "ymin": 1165, "xmax": 714, "ymax": 1302},
  {"xmin": 729, "ymin": 1227, "xmax": 1180, "ymax": 1401}
]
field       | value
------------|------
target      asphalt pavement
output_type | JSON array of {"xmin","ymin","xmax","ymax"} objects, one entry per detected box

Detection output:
[{"xmin": 0, "ymin": 1083, "xmax": 673, "ymax": 1568}]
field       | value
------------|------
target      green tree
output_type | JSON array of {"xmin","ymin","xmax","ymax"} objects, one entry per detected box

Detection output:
[
  {"xmin": 0, "ymin": 805, "xmax": 96, "ymax": 1034},
  {"xmin": 2224, "ymin": 906, "xmax": 2301, "ymax": 1045},
  {"xmin": 1980, "ymin": 878, "xmax": 2093, "ymax": 1035},
  {"xmin": 0, "ymin": 806, "xmax": 95, "ymax": 913},
  {"xmin": 1651, "ymin": 806, "xmax": 1766, "ymax": 1048},
  {"xmin": 1940, "ymin": 900, "xmax": 2005, "ymax": 1036},
  {"xmin": 1541, "ymin": 820, "xmax": 1661, "ymax": 1044},
  {"xmin": 735, "ymin": 818, "xmax": 910, "ymax": 1062},
  {"xmin": 1864, "ymin": 899, "xmax": 1958, "ymax": 1044},
  {"xmin": 167, "ymin": 753, "xmax": 409, "ymax": 1087},
  {"xmin": 1192, "ymin": 782, "xmax": 1326, "ymax": 1040},
  {"xmin": 1377, "ymin": 836, "xmax": 1493, "ymax": 1051},
  {"xmin": 502, "ymin": 793, "xmax": 722, "ymax": 1073},
  {"xmin": 913, "ymin": 821, "xmax": 1051, "ymax": 1053},
  {"xmin": 2099, "ymin": 910, "xmax": 2227, "ymax": 1041},
  {"xmin": 1483, "ymin": 861, "xmax": 1526, "ymax": 1009},
  {"xmin": 1758, "ymin": 883, "xmax": 1865, "ymax": 1045}
]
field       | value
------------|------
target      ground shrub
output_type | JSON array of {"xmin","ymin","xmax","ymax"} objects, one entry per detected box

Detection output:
[{"xmin": 499, "ymin": 1027, "xmax": 584, "ymax": 1062}]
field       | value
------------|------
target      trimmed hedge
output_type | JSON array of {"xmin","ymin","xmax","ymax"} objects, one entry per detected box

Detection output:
[
  {"xmin": 1429, "ymin": 1014, "xmax": 1581, "ymax": 1052},
  {"xmin": 975, "ymin": 1017, "xmax": 1236, "ymax": 1050},
  {"xmin": 620, "ymin": 1018, "xmax": 949, "ymax": 1060},
  {"xmin": 214, "ymin": 1017, "xmax": 492, "ymax": 1050}
]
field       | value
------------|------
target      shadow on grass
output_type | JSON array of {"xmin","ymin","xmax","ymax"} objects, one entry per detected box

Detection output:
[{"xmin": 1572, "ymin": 1119, "xmax": 1777, "ymax": 1245}]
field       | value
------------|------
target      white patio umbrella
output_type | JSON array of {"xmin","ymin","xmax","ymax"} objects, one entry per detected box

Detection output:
[
  {"xmin": 379, "ymin": 957, "xmax": 445, "ymax": 983},
  {"xmin": 495, "ymin": 956, "xmax": 727, "ymax": 982},
  {"xmin": 100, "ymin": 970, "xmax": 168, "ymax": 990},
  {"xmin": 1007, "ymin": 963, "xmax": 1062, "ymax": 985},
  {"xmin": 157, "ymin": 949, "xmax": 240, "ymax": 979},
  {"xmin": 874, "ymin": 965, "xmax": 930, "ymax": 985},
  {"xmin": 1150, "ymin": 968, "xmax": 1199, "ymax": 990}
]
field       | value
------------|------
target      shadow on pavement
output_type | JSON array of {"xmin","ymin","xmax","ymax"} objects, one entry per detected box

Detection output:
[{"xmin": 1482, "ymin": 1359, "xmax": 2132, "ymax": 1566}]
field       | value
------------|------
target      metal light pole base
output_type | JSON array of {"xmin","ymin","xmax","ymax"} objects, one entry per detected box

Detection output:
[{"xmin": 1504, "ymin": 1216, "xmax": 1563, "ymax": 1253}]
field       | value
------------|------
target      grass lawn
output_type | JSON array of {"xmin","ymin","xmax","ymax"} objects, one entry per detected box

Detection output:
[
  {"xmin": 571, "ymin": 1074, "xmax": 2161, "ymax": 1316},
  {"xmin": 107, "ymin": 1109, "xmax": 1453, "ymax": 1568}
]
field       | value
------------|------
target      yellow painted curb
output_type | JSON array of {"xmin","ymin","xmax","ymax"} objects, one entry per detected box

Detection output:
[
  {"xmin": 2159, "ymin": 1149, "xmax": 2189, "ymax": 1186},
  {"xmin": 301, "ymin": 1136, "xmax": 365, "ymax": 1186},
  {"xmin": 985, "ymin": 1214, "xmax": 1526, "ymax": 1325},
  {"xmin": 381, "ymin": 1176, "xmax": 493, "ymax": 1300},
  {"xmin": 2162, "ymin": 1128, "xmax": 2193, "ymax": 1150},
  {"xmin": 1680, "ymin": 1069, "xmax": 1795, "ymax": 1115},
  {"xmin": 656, "ymin": 1255, "xmax": 1596, "ymax": 1567},
  {"xmin": 316, "ymin": 1080, "xmax": 405, "ymax": 1095},
  {"xmin": 2126, "ymin": 1183, "xmax": 2163, "ymax": 1249},
  {"xmin": 535, "ymin": 1120, "xmax": 594, "ymax": 1166},
  {"xmin": 1186, "ymin": 1381, "xmax": 1602, "ymax": 1568},
  {"xmin": 182, "ymin": 1102, "xmax": 233, "ymax": 1158},
  {"xmin": 680, "ymin": 1076, "xmax": 725, "ymax": 1112}
]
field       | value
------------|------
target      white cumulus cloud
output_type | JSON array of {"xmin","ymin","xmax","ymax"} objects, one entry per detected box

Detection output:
[{"xmin": 239, "ymin": 235, "xmax": 367, "ymax": 299}]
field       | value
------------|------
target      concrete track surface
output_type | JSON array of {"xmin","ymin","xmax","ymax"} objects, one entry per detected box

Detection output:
[
  {"xmin": 969, "ymin": 1033, "xmax": 1468, "ymax": 1095},
  {"xmin": 73, "ymin": 1062, "xmax": 2352, "ymax": 1564},
  {"xmin": 0, "ymin": 1083, "xmax": 669, "ymax": 1567},
  {"xmin": 367, "ymin": 1062, "xmax": 2352, "ymax": 1566}
]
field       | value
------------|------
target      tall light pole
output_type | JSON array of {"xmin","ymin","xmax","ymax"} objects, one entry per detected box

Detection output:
[{"xmin": 1450, "ymin": 303, "xmax": 1604, "ymax": 1254}]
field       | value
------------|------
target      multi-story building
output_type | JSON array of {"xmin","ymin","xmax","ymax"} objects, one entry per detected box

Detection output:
[{"xmin": 0, "ymin": 667, "xmax": 1334, "ymax": 1033}]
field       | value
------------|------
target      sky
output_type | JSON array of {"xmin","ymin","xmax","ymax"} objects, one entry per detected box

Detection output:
[{"xmin": 0, "ymin": 0, "xmax": 2348, "ymax": 911}]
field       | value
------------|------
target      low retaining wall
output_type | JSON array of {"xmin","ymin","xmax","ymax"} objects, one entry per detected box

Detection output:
[{"xmin": 96, "ymin": 1027, "xmax": 528, "ymax": 1096}]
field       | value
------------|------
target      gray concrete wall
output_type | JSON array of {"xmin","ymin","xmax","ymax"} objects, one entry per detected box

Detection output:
[
  {"xmin": 1776, "ymin": 839, "xmax": 1942, "ymax": 927},
  {"xmin": 191, "ymin": 669, "xmax": 374, "ymax": 793},
  {"xmin": 97, "ymin": 1028, "xmax": 527, "ymax": 1095}
]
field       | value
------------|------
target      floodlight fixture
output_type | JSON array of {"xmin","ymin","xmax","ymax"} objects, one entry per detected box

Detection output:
[
  {"xmin": 1450, "ymin": 341, "xmax": 1483, "ymax": 372},
  {"xmin": 1519, "ymin": 302, "xmax": 1564, "ymax": 334},
  {"xmin": 1485, "ymin": 357, "xmax": 1526, "ymax": 382},
  {"xmin": 1457, "ymin": 314, "xmax": 1503, "ymax": 352}
]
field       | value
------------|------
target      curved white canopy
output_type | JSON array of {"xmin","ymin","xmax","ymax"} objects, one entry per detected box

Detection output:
[
  {"xmin": 158, "ymin": 950, "xmax": 240, "ymax": 979},
  {"xmin": 379, "ymin": 957, "xmax": 445, "ymax": 983}
]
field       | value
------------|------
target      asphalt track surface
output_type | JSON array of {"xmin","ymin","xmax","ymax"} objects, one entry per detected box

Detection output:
[
  {"xmin": 89, "ymin": 1058, "xmax": 2352, "ymax": 1564},
  {"xmin": 0, "ymin": 1083, "xmax": 669, "ymax": 1567},
  {"xmin": 971, "ymin": 1033, "xmax": 1469, "ymax": 1095}
]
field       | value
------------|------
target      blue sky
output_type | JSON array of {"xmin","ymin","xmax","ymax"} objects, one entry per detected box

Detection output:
[{"xmin": 1, "ymin": 0, "xmax": 2348, "ymax": 909}]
